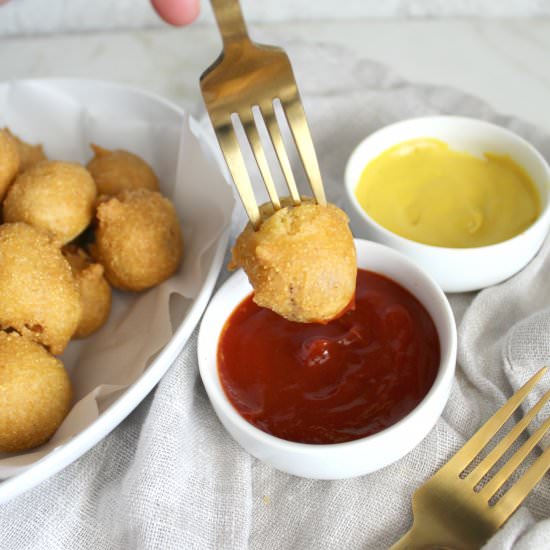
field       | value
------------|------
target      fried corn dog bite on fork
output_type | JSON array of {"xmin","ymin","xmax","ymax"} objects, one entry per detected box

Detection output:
[
  {"xmin": 87, "ymin": 144, "xmax": 159, "ymax": 196},
  {"xmin": 0, "ymin": 128, "xmax": 20, "ymax": 200},
  {"xmin": 63, "ymin": 245, "xmax": 112, "ymax": 339},
  {"xmin": 3, "ymin": 161, "xmax": 97, "ymax": 244},
  {"xmin": 230, "ymin": 201, "xmax": 357, "ymax": 323},
  {"xmin": 90, "ymin": 189, "xmax": 184, "ymax": 292},
  {"xmin": 0, "ymin": 332, "xmax": 72, "ymax": 453},
  {"xmin": 0, "ymin": 223, "xmax": 81, "ymax": 355}
]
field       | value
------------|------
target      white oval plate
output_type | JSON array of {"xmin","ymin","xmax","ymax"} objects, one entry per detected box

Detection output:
[{"xmin": 0, "ymin": 79, "xmax": 234, "ymax": 503}]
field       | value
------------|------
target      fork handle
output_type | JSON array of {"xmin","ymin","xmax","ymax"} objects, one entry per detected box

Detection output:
[
  {"xmin": 389, "ymin": 528, "xmax": 419, "ymax": 550},
  {"xmin": 390, "ymin": 526, "xmax": 454, "ymax": 550},
  {"xmin": 210, "ymin": 0, "xmax": 250, "ymax": 47}
]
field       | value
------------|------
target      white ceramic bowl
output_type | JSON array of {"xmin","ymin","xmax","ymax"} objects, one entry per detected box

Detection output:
[
  {"xmin": 198, "ymin": 239, "xmax": 457, "ymax": 480},
  {"xmin": 344, "ymin": 116, "xmax": 550, "ymax": 293},
  {"xmin": 0, "ymin": 79, "xmax": 234, "ymax": 503}
]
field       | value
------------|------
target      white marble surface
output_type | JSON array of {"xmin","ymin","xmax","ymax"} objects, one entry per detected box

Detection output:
[
  {"xmin": 0, "ymin": 19, "xmax": 549, "ymax": 131},
  {"xmin": 0, "ymin": 1, "xmax": 549, "ymax": 37}
]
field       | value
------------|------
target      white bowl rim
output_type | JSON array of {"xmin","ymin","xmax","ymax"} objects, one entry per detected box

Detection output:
[
  {"xmin": 344, "ymin": 115, "xmax": 550, "ymax": 254},
  {"xmin": 0, "ymin": 78, "xmax": 233, "ymax": 503},
  {"xmin": 198, "ymin": 238, "xmax": 457, "ymax": 455}
]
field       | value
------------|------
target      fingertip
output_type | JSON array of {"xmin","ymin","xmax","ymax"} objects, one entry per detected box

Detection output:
[{"xmin": 152, "ymin": 0, "xmax": 200, "ymax": 26}]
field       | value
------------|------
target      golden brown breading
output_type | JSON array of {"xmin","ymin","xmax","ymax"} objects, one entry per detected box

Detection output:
[
  {"xmin": 62, "ymin": 245, "xmax": 112, "ymax": 338},
  {"xmin": 0, "ymin": 223, "xmax": 81, "ymax": 354},
  {"xmin": 86, "ymin": 144, "xmax": 159, "ymax": 196},
  {"xmin": 3, "ymin": 161, "xmax": 97, "ymax": 245},
  {"xmin": 90, "ymin": 189, "xmax": 183, "ymax": 291},
  {"xmin": 0, "ymin": 128, "xmax": 20, "ymax": 201},
  {"xmin": 0, "ymin": 331, "xmax": 72, "ymax": 453},
  {"xmin": 230, "ymin": 201, "xmax": 357, "ymax": 323},
  {"xmin": 3, "ymin": 128, "xmax": 47, "ymax": 173}
]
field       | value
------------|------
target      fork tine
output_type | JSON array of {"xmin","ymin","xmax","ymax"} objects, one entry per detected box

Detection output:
[
  {"xmin": 261, "ymin": 103, "xmax": 301, "ymax": 205},
  {"xmin": 479, "ymin": 412, "xmax": 550, "ymax": 499},
  {"xmin": 491, "ymin": 444, "xmax": 550, "ymax": 521},
  {"xmin": 216, "ymin": 123, "xmax": 261, "ymax": 227},
  {"xmin": 442, "ymin": 368, "xmax": 548, "ymax": 473},
  {"xmin": 469, "ymin": 387, "xmax": 550, "ymax": 486},
  {"xmin": 240, "ymin": 113, "xmax": 281, "ymax": 211},
  {"xmin": 282, "ymin": 97, "xmax": 327, "ymax": 206}
]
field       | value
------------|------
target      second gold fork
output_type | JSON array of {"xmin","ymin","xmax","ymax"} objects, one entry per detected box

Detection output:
[{"xmin": 392, "ymin": 367, "xmax": 550, "ymax": 550}]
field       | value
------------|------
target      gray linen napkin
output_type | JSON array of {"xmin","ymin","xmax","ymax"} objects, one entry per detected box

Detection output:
[{"xmin": 1, "ymin": 38, "xmax": 549, "ymax": 549}]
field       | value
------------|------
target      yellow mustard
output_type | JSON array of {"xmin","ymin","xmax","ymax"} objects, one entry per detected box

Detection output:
[{"xmin": 355, "ymin": 138, "xmax": 541, "ymax": 248}]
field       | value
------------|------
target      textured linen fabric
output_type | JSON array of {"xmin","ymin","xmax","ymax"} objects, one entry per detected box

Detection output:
[{"xmin": 1, "ymin": 40, "xmax": 550, "ymax": 549}]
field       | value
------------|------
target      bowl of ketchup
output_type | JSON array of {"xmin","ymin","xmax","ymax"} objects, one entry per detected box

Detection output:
[{"xmin": 198, "ymin": 239, "xmax": 457, "ymax": 479}]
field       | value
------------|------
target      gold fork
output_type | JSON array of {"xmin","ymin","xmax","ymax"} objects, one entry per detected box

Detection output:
[
  {"xmin": 200, "ymin": 0, "xmax": 326, "ymax": 229},
  {"xmin": 391, "ymin": 367, "xmax": 550, "ymax": 550}
]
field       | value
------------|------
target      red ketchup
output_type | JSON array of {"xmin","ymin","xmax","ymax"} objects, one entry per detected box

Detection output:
[{"xmin": 217, "ymin": 269, "xmax": 440, "ymax": 444}]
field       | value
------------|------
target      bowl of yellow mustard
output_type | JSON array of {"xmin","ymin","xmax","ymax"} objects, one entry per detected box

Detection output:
[{"xmin": 344, "ymin": 116, "xmax": 550, "ymax": 292}]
